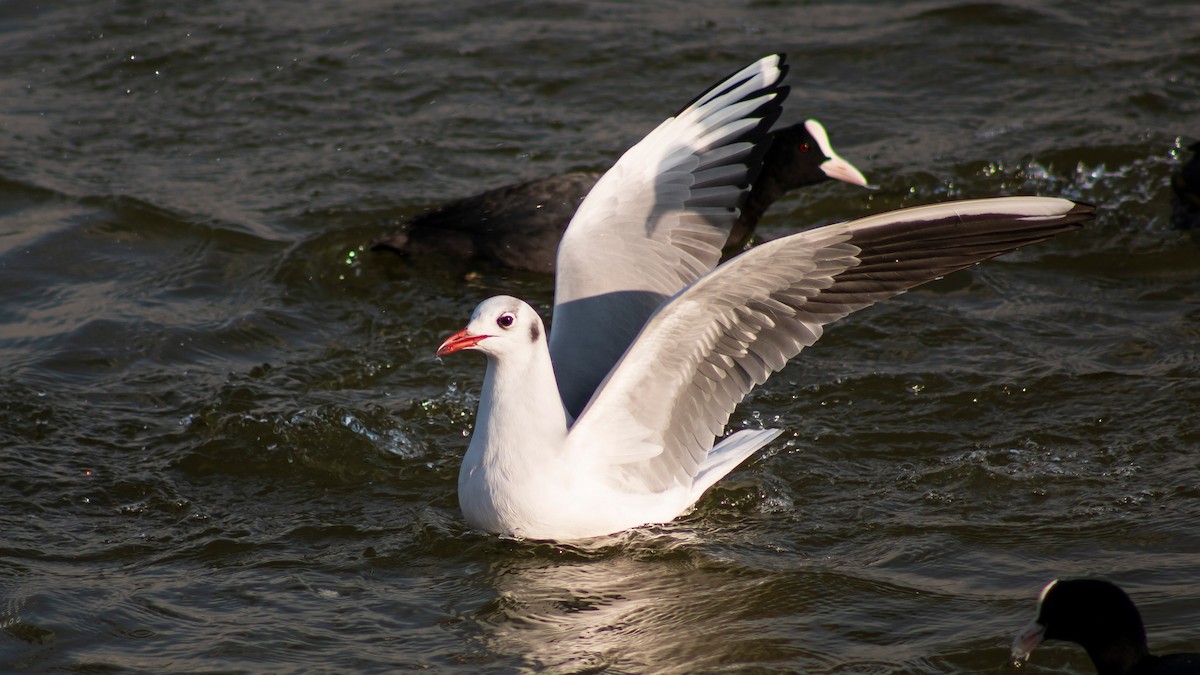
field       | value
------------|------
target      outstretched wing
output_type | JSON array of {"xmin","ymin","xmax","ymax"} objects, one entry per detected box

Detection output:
[
  {"xmin": 550, "ymin": 54, "xmax": 790, "ymax": 417},
  {"xmin": 566, "ymin": 197, "xmax": 1094, "ymax": 493}
]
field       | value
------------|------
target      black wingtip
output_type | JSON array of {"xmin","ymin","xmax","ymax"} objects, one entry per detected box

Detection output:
[
  {"xmin": 1063, "ymin": 201, "xmax": 1097, "ymax": 228},
  {"xmin": 672, "ymin": 53, "xmax": 790, "ymax": 117},
  {"xmin": 1068, "ymin": 201, "xmax": 1096, "ymax": 215},
  {"xmin": 665, "ymin": 54, "xmax": 792, "ymax": 212}
]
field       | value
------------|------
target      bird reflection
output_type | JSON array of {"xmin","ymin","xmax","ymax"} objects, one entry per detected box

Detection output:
[{"xmin": 461, "ymin": 531, "xmax": 831, "ymax": 671}]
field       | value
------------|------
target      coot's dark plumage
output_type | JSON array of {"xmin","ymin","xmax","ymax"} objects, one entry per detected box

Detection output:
[
  {"xmin": 1171, "ymin": 140, "xmax": 1200, "ymax": 230},
  {"xmin": 376, "ymin": 171, "xmax": 596, "ymax": 273},
  {"xmin": 1012, "ymin": 578, "xmax": 1200, "ymax": 675},
  {"xmin": 372, "ymin": 119, "xmax": 868, "ymax": 272}
]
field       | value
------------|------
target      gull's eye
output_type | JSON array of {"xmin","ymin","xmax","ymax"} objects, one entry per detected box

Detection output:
[
  {"xmin": 496, "ymin": 313, "xmax": 515, "ymax": 329},
  {"xmin": 797, "ymin": 142, "xmax": 811, "ymax": 153}
]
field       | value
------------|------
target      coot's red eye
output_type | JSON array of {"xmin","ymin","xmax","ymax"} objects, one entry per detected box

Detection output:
[{"xmin": 798, "ymin": 142, "xmax": 811, "ymax": 153}]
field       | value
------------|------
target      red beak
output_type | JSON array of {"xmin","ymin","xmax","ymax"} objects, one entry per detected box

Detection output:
[{"xmin": 436, "ymin": 328, "xmax": 489, "ymax": 357}]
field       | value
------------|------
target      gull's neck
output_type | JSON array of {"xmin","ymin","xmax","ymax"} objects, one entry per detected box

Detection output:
[
  {"xmin": 476, "ymin": 344, "xmax": 570, "ymax": 446},
  {"xmin": 459, "ymin": 337, "xmax": 570, "ymax": 534}
]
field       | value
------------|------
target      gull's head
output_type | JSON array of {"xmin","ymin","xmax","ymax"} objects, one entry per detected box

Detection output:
[{"xmin": 436, "ymin": 295, "xmax": 544, "ymax": 359}]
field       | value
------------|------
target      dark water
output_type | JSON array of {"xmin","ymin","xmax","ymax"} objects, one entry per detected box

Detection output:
[{"xmin": 2, "ymin": 1, "xmax": 1199, "ymax": 672}]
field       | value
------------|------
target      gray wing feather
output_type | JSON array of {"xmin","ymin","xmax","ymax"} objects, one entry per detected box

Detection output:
[
  {"xmin": 567, "ymin": 197, "xmax": 1094, "ymax": 494},
  {"xmin": 550, "ymin": 55, "xmax": 790, "ymax": 418}
]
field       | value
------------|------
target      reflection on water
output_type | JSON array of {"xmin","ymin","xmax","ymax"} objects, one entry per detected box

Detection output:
[{"xmin": 467, "ymin": 537, "xmax": 835, "ymax": 672}]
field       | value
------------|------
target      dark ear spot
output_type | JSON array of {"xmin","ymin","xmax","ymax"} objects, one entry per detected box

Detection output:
[{"xmin": 530, "ymin": 320, "xmax": 540, "ymax": 343}]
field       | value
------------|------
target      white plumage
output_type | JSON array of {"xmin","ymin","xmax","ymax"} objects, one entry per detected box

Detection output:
[{"xmin": 436, "ymin": 55, "xmax": 1093, "ymax": 540}]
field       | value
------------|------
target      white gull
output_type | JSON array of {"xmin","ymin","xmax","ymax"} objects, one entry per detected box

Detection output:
[{"xmin": 436, "ymin": 55, "xmax": 1093, "ymax": 540}]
